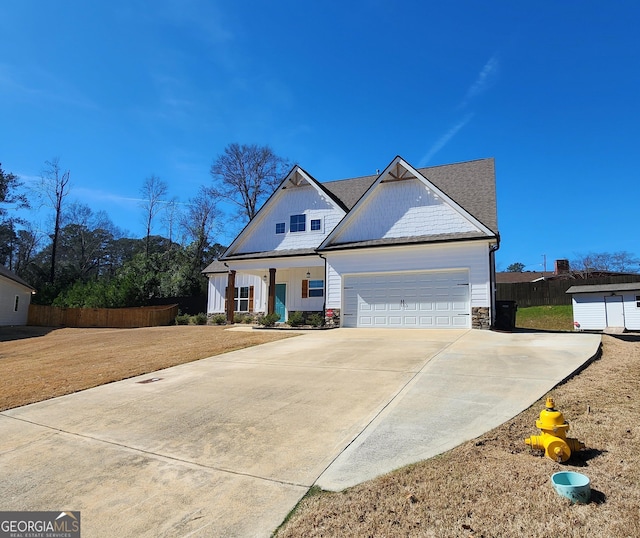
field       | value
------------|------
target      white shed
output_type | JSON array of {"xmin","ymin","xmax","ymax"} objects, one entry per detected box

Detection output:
[
  {"xmin": 566, "ymin": 282, "xmax": 640, "ymax": 331},
  {"xmin": 0, "ymin": 265, "xmax": 36, "ymax": 326}
]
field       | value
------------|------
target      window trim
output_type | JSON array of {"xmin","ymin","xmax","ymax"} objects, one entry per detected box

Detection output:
[
  {"xmin": 290, "ymin": 214, "xmax": 306, "ymax": 233},
  {"xmin": 308, "ymin": 279, "xmax": 324, "ymax": 297},
  {"xmin": 234, "ymin": 286, "xmax": 250, "ymax": 312},
  {"xmin": 310, "ymin": 218, "xmax": 321, "ymax": 232}
]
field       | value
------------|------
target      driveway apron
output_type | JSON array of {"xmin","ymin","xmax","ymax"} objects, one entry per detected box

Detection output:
[{"xmin": 0, "ymin": 329, "xmax": 600, "ymax": 537}]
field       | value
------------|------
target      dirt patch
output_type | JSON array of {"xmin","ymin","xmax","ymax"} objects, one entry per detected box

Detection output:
[
  {"xmin": 276, "ymin": 334, "xmax": 640, "ymax": 537},
  {"xmin": 0, "ymin": 325, "xmax": 298, "ymax": 412}
]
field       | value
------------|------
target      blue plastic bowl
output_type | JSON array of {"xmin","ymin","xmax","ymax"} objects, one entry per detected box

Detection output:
[{"xmin": 551, "ymin": 471, "xmax": 591, "ymax": 504}]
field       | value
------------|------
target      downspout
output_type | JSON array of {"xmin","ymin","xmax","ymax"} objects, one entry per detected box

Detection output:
[
  {"xmin": 317, "ymin": 252, "xmax": 327, "ymax": 319},
  {"xmin": 489, "ymin": 237, "xmax": 500, "ymax": 329}
]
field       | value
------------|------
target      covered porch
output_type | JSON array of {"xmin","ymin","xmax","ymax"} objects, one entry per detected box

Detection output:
[{"xmin": 217, "ymin": 255, "xmax": 326, "ymax": 324}]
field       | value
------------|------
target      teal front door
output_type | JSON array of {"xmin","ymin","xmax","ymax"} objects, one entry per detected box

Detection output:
[{"xmin": 275, "ymin": 283, "xmax": 286, "ymax": 322}]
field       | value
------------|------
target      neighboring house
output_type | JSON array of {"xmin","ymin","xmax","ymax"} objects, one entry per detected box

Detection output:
[
  {"xmin": 203, "ymin": 156, "xmax": 499, "ymax": 329},
  {"xmin": 0, "ymin": 265, "xmax": 35, "ymax": 326},
  {"xmin": 567, "ymin": 283, "xmax": 640, "ymax": 331}
]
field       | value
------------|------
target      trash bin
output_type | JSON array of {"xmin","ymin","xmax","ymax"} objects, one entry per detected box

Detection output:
[{"xmin": 495, "ymin": 300, "xmax": 517, "ymax": 331}]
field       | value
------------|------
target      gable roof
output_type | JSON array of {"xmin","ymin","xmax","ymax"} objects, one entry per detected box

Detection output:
[
  {"xmin": 0, "ymin": 265, "xmax": 36, "ymax": 291},
  {"xmin": 319, "ymin": 156, "xmax": 498, "ymax": 251},
  {"xmin": 221, "ymin": 165, "xmax": 347, "ymax": 260},
  {"xmin": 322, "ymin": 157, "xmax": 497, "ymax": 233}
]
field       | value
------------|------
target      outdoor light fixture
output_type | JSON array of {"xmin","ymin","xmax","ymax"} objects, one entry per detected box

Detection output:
[
  {"xmin": 306, "ymin": 271, "xmax": 311, "ymax": 279},
  {"xmin": 263, "ymin": 274, "xmax": 267, "ymax": 282}
]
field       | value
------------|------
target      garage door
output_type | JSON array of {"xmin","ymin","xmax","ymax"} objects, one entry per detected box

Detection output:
[{"xmin": 342, "ymin": 271, "xmax": 470, "ymax": 328}]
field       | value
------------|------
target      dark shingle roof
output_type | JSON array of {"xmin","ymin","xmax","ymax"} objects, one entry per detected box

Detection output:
[
  {"xmin": 566, "ymin": 282, "xmax": 640, "ymax": 294},
  {"xmin": 319, "ymin": 231, "xmax": 490, "ymax": 251},
  {"xmin": 322, "ymin": 158, "xmax": 498, "ymax": 234},
  {"xmin": 0, "ymin": 265, "xmax": 35, "ymax": 291}
]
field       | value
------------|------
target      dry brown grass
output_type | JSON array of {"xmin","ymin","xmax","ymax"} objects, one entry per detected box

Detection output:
[
  {"xmin": 276, "ymin": 334, "xmax": 640, "ymax": 538},
  {"xmin": 0, "ymin": 325, "xmax": 296, "ymax": 412}
]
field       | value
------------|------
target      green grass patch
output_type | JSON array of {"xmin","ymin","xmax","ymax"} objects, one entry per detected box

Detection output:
[{"xmin": 516, "ymin": 304, "xmax": 574, "ymax": 331}]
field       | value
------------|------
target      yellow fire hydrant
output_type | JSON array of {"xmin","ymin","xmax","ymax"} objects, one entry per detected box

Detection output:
[{"xmin": 525, "ymin": 397, "xmax": 585, "ymax": 462}]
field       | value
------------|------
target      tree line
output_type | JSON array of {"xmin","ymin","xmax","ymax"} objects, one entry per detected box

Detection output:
[{"xmin": 1, "ymin": 144, "xmax": 290, "ymax": 308}]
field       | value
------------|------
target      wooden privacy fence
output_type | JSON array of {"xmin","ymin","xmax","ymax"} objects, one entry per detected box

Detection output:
[
  {"xmin": 28, "ymin": 304, "xmax": 179, "ymax": 328},
  {"xmin": 497, "ymin": 275, "xmax": 640, "ymax": 308}
]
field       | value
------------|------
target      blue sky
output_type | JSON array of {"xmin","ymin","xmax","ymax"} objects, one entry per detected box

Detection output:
[{"xmin": 1, "ymin": 1, "xmax": 639, "ymax": 271}]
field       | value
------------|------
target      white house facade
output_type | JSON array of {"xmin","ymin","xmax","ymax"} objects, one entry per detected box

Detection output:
[
  {"xmin": 203, "ymin": 156, "xmax": 500, "ymax": 329},
  {"xmin": 0, "ymin": 265, "xmax": 35, "ymax": 326}
]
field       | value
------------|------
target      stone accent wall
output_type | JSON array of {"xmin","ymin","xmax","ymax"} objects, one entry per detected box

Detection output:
[
  {"xmin": 325, "ymin": 308, "xmax": 341, "ymax": 328},
  {"xmin": 472, "ymin": 307, "xmax": 490, "ymax": 330}
]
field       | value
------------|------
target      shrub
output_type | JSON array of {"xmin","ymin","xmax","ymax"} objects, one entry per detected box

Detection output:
[
  {"xmin": 175, "ymin": 313, "xmax": 191, "ymax": 325},
  {"xmin": 212, "ymin": 314, "xmax": 227, "ymax": 325},
  {"xmin": 234, "ymin": 313, "xmax": 248, "ymax": 324},
  {"xmin": 287, "ymin": 311, "xmax": 305, "ymax": 327},
  {"xmin": 194, "ymin": 312, "xmax": 208, "ymax": 325},
  {"xmin": 258, "ymin": 313, "xmax": 280, "ymax": 327},
  {"xmin": 243, "ymin": 314, "xmax": 255, "ymax": 324},
  {"xmin": 308, "ymin": 313, "xmax": 324, "ymax": 327}
]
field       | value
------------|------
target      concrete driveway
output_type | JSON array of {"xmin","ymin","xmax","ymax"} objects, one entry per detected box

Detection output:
[{"xmin": 0, "ymin": 328, "xmax": 600, "ymax": 537}]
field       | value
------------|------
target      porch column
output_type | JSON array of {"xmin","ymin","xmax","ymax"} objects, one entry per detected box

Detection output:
[
  {"xmin": 267, "ymin": 268, "xmax": 276, "ymax": 316},
  {"xmin": 226, "ymin": 270, "xmax": 236, "ymax": 324}
]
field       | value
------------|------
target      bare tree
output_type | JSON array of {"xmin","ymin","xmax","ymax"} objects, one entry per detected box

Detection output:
[
  {"xmin": 38, "ymin": 158, "xmax": 71, "ymax": 283},
  {"xmin": 571, "ymin": 251, "xmax": 640, "ymax": 275},
  {"xmin": 161, "ymin": 196, "xmax": 181, "ymax": 247},
  {"xmin": 210, "ymin": 143, "xmax": 290, "ymax": 222},
  {"xmin": 139, "ymin": 175, "xmax": 168, "ymax": 257},
  {"xmin": 180, "ymin": 186, "xmax": 219, "ymax": 269}
]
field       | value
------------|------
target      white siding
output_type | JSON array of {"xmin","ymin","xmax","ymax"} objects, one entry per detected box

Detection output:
[
  {"xmin": 624, "ymin": 293, "xmax": 640, "ymax": 330},
  {"xmin": 325, "ymin": 241, "xmax": 491, "ymax": 310},
  {"xmin": 333, "ymin": 180, "xmax": 479, "ymax": 244},
  {"xmin": 276, "ymin": 267, "xmax": 325, "ymax": 314},
  {"xmin": 0, "ymin": 278, "xmax": 32, "ymax": 326},
  {"xmin": 207, "ymin": 273, "xmax": 266, "ymax": 314},
  {"xmin": 233, "ymin": 186, "xmax": 345, "ymax": 254},
  {"xmin": 572, "ymin": 292, "xmax": 640, "ymax": 331}
]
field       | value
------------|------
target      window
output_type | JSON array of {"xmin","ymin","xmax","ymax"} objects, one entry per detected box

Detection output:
[
  {"xmin": 310, "ymin": 219, "xmax": 321, "ymax": 231},
  {"xmin": 275, "ymin": 222, "xmax": 285, "ymax": 234},
  {"xmin": 290, "ymin": 214, "xmax": 306, "ymax": 232},
  {"xmin": 636, "ymin": 295, "xmax": 640, "ymax": 308},
  {"xmin": 309, "ymin": 280, "xmax": 324, "ymax": 297},
  {"xmin": 14, "ymin": 296, "xmax": 19, "ymax": 312},
  {"xmin": 235, "ymin": 287, "xmax": 249, "ymax": 312}
]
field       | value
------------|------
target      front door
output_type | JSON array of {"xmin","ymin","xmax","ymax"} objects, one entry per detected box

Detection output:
[
  {"xmin": 605, "ymin": 295, "xmax": 624, "ymax": 327},
  {"xmin": 275, "ymin": 283, "xmax": 287, "ymax": 322}
]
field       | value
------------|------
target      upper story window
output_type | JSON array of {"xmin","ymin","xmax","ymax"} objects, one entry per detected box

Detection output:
[
  {"xmin": 636, "ymin": 295, "xmax": 640, "ymax": 308},
  {"xmin": 310, "ymin": 219, "xmax": 321, "ymax": 231},
  {"xmin": 290, "ymin": 214, "xmax": 306, "ymax": 232},
  {"xmin": 275, "ymin": 222, "xmax": 285, "ymax": 234}
]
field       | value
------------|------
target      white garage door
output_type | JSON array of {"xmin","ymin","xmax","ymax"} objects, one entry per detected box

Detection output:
[{"xmin": 343, "ymin": 271, "xmax": 470, "ymax": 328}]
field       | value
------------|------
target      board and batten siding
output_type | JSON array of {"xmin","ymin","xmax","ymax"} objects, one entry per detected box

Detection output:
[
  {"xmin": 207, "ymin": 273, "xmax": 266, "ymax": 314},
  {"xmin": 332, "ymin": 180, "xmax": 480, "ymax": 245},
  {"xmin": 572, "ymin": 292, "xmax": 640, "ymax": 331},
  {"xmin": 324, "ymin": 241, "xmax": 492, "ymax": 310},
  {"xmin": 232, "ymin": 186, "xmax": 345, "ymax": 254},
  {"xmin": 0, "ymin": 278, "xmax": 32, "ymax": 326}
]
